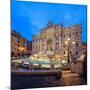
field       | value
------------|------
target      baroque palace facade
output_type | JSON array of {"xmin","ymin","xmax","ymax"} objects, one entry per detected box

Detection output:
[{"xmin": 32, "ymin": 21, "xmax": 82, "ymax": 61}]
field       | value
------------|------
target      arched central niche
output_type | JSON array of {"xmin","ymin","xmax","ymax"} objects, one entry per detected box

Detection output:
[{"xmin": 47, "ymin": 39, "xmax": 53, "ymax": 51}]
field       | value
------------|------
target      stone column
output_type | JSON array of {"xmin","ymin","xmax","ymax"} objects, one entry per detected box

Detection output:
[
  {"xmin": 52, "ymin": 37, "xmax": 55, "ymax": 51},
  {"xmin": 44, "ymin": 39, "xmax": 47, "ymax": 53},
  {"xmin": 59, "ymin": 35, "xmax": 62, "ymax": 50}
]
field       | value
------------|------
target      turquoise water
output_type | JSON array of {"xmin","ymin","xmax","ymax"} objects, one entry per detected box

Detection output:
[
  {"xmin": 25, "ymin": 58, "xmax": 63, "ymax": 64},
  {"xmin": 13, "ymin": 58, "xmax": 67, "ymax": 68},
  {"xmin": 24, "ymin": 58, "xmax": 67, "ymax": 68}
]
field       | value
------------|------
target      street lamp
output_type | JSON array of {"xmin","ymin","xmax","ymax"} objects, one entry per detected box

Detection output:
[
  {"xmin": 72, "ymin": 41, "xmax": 75, "ymax": 45},
  {"xmin": 65, "ymin": 38, "xmax": 75, "ymax": 63}
]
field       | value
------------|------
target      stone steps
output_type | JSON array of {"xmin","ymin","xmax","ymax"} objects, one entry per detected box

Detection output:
[{"xmin": 61, "ymin": 70, "xmax": 80, "ymax": 78}]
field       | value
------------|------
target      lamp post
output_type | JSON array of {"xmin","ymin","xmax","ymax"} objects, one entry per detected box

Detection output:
[
  {"xmin": 67, "ymin": 45, "xmax": 70, "ymax": 63},
  {"xmin": 65, "ymin": 38, "xmax": 75, "ymax": 64}
]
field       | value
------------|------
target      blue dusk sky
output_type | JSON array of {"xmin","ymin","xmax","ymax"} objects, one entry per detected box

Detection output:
[{"xmin": 11, "ymin": 0, "xmax": 87, "ymax": 42}]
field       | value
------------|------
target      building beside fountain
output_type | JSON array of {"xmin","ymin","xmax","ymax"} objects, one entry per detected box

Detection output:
[{"xmin": 32, "ymin": 21, "xmax": 82, "ymax": 62}]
